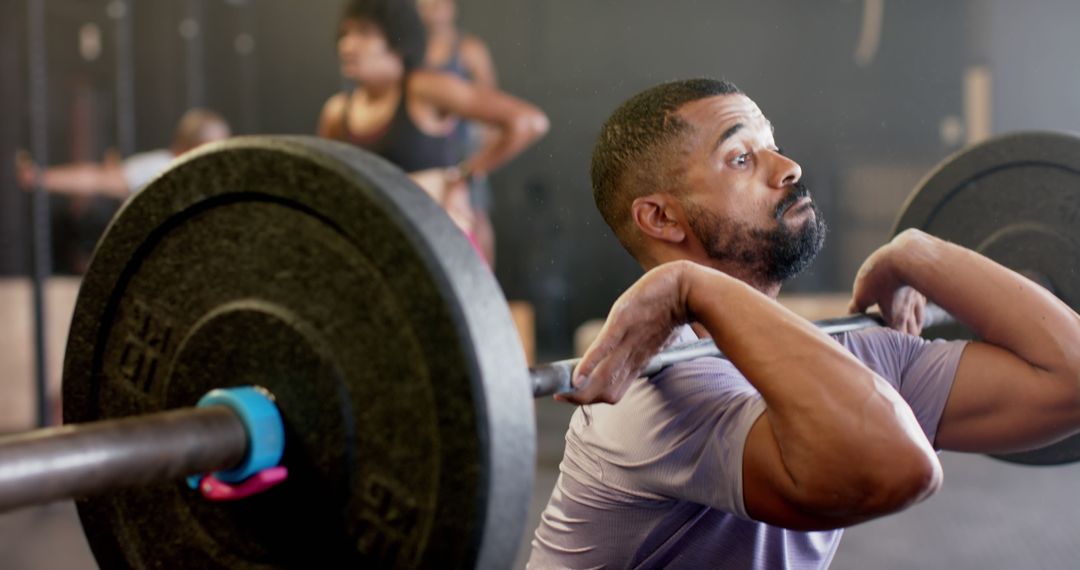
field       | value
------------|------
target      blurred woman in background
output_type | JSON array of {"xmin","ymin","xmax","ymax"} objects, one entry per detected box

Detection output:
[{"xmin": 318, "ymin": 0, "xmax": 548, "ymax": 265}]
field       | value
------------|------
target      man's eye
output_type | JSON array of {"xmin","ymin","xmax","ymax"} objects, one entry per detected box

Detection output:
[{"xmin": 734, "ymin": 153, "xmax": 750, "ymax": 166}]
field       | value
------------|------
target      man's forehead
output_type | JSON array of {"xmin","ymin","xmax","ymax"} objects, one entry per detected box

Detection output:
[{"xmin": 676, "ymin": 94, "xmax": 771, "ymax": 134}]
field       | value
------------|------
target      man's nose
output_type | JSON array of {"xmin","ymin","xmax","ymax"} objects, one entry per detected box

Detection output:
[{"xmin": 769, "ymin": 151, "xmax": 802, "ymax": 188}]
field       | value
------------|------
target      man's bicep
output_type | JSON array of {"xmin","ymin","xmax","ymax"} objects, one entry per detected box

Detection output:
[
  {"xmin": 742, "ymin": 413, "xmax": 855, "ymax": 531},
  {"xmin": 935, "ymin": 341, "xmax": 1080, "ymax": 453}
]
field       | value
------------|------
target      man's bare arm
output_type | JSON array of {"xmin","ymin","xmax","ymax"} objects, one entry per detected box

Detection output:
[
  {"xmin": 566, "ymin": 261, "xmax": 942, "ymax": 530},
  {"xmin": 851, "ymin": 229, "xmax": 1080, "ymax": 453},
  {"xmin": 16, "ymin": 151, "xmax": 128, "ymax": 198}
]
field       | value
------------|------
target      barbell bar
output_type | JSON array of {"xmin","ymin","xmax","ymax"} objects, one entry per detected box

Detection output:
[
  {"xmin": 0, "ymin": 404, "xmax": 246, "ymax": 513},
  {"xmin": 529, "ymin": 303, "xmax": 956, "ymax": 397},
  {"xmin": 0, "ymin": 385, "xmax": 284, "ymax": 515},
  {"xmin": 0, "ymin": 304, "xmax": 949, "ymax": 515}
]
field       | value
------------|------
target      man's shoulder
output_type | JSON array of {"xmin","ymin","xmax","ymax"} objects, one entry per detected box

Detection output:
[
  {"xmin": 654, "ymin": 355, "xmax": 745, "ymax": 387},
  {"xmin": 624, "ymin": 355, "xmax": 757, "ymax": 424},
  {"xmin": 837, "ymin": 327, "xmax": 967, "ymax": 392},
  {"xmin": 574, "ymin": 351, "xmax": 751, "ymax": 431}
]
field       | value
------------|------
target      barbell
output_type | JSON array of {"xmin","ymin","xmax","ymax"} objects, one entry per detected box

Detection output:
[{"xmin": 1, "ymin": 131, "xmax": 1079, "ymax": 568}]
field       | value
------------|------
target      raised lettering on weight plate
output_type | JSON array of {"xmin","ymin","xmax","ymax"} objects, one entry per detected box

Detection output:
[
  {"xmin": 355, "ymin": 474, "xmax": 423, "ymax": 566},
  {"xmin": 117, "ymin": 299, "xmax": 175, "ymax": 394}
]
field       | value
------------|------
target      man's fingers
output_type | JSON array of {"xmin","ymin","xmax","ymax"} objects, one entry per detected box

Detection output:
[
  {"xmin": 559, "ymin": 263, "xmax": 690, "ymax": 406},
  {"xmin": 574, "ymin": 326, "xmax": 626, "ymax": 388},
  {"xmin": 568, "ymin": 352, "xmax": 622, "ymax": 404},
  {"xmin": 608, "ymin": 376, "xmax": 638, "ymax": 403},
  {"xmin": 905, "ymin": 318, "xmax": 918, "ymax": 336},
  {"xmin": 912, "ymin": 297, "xmax": 925, "ymax": 335},
  {"xmin": 848, "ymin": 287, "xmax": 876, "ymax": 315},
  {"xmin": 847, "ymin": 298, "xmax": 866, "ymax": 315},
  {"xmin": 891, "ymin": 287, "xmax": 926, "ymax": 335},
  {"xmin": 561, "ymin": 339, "xmax": 645, "ymax": 406}
]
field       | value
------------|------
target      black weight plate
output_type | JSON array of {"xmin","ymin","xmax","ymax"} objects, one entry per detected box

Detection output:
[
  {"xmin": 894, "ymin": 130, "xmax": 1080, "ymax": 466},
  {"xmin": 61, "ymin": 136, "xmax": 535, "ymax": 568}
]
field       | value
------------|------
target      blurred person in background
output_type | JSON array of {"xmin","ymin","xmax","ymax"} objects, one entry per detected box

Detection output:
[
  {"xmin": 417, "ymin": 0, "xmax": 499, "ymax": 264},
  {"xmin": 15, "ymin": 108, "xmax": 231, "ymax": 199},
  {"xmin": 318, "ymin": 0, "xmax": 548, "ymax": 265}
]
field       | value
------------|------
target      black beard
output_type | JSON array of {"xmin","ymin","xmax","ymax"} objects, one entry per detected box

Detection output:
[{"xmin": 685, "ymin": 181, "xmax": 828, "ymax": 283}]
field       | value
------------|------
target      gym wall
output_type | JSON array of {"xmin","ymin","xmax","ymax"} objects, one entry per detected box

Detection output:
[{"xmin": 3, "ymin": 0, "xmax": 1080, "ymax": 357}]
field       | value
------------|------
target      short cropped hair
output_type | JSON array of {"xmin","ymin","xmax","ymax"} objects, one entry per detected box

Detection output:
[
  {"xmin": 172, "ymin": 108, "xmax": 229, "ymax": 151},
  {"xmin": 591, "ymin": 78, "xmax": 742, "ymax": 257},
  {"xmin": 340, "ymin": 0, "xmax": 427, "ymax": 72}
]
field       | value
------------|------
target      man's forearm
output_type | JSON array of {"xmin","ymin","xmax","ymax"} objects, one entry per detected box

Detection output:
[
  {"xmin": 41, "ymin": 163, "xmax": 128, "ymax": 197},
  {"xmin": 893, "ymin": 230, "xmax": 1080, "ymax": 377}
]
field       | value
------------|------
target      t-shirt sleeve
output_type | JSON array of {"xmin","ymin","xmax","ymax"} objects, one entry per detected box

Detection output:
[
  {"xmin": 840, "ymin": 329, "xmax": 968, "ymax": 445},
  {"xmin": 122, "ymin": 150, "xmax": 174, "ymax": 192},
  {"xmin": 598, "ymin": 358, "xmax": 767, "ymax": 520},
  {"xmin": 580, "ymin": 330, "xmax": 965, "ymax": 522}
]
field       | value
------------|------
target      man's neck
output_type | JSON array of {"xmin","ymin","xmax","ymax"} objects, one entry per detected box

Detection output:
[
  {"xmin": 642, "ymin": 257, "xmax": 782, "ymax": 299},
  {"xmin": 737, "ymin": 272, "xmax": 782, "ymax": 299}
]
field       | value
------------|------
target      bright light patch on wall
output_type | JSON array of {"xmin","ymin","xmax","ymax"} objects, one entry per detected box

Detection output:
[
  {"xmin": 853, "ymin": 0, "xmax": 884, "ymax": 67},
  {"xmin": 78, "ymin": 23, "xmax": 102, "ymax": 62},
  {"xmin": 179, "ymin": 18, "xmax": 201, "ymax": 40},
  {"xmin": 964, "ymin": 65, "xmax": 992, "ymax": 145},
  {"xmin": 105, "ymin": 0, "xmax": 127, "ymax": 20},
  {"xmin": 235, "ymin": 34, "xmax": 255, "ymax": 55},
  {"xmin": 939, "ymin": 115, "xmax": 963, "ymax": 147}
]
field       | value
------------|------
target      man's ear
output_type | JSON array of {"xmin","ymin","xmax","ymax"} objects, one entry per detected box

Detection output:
[{"xmin": 630, "ymin": 193, "xmax": 686, "ymax": 244}]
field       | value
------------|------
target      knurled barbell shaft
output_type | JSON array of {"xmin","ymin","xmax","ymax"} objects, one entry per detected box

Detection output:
[
  {"xmin": 529, "ymin": 304, "xmax": 956, "ymax": 398},
  {"xmin": 0, "ymin": 306, "xmax": 955, "ymax": 514},
  {"xmin": 0, "ymin": 405, "xmax": 247, "ymax": 514}
]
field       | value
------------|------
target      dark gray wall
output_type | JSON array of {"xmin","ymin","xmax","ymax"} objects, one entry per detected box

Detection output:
[
  {"xmin": 4, "ymin": 0, "xmax": 1080, "ymax": 356},
  {"xmin": 466, "ymin": 0, "xmax": 974, "ymax": 355},
  {"xmin": 2, "ymin": 0, "xmax": 129, "ymax": 275},
  {"xmin": 986, "ymin": 0, "xmax": 1080, "ymax": 134},
  {"xmin": 0, "ymin": 0, "xmax": 26, "ymax": 275}
]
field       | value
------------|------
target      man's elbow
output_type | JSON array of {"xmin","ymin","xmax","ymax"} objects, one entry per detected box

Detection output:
[
  {"xmin": 797, "ymin": 447, "xmax": 942, "ymax": 524},
  {"xmin": 848, "ymin": 448, "xmax": 943, "ymax": 518},
  {"xmin": 1063, "ymin": 340, "xmax": 1080, "ymax": 402}
]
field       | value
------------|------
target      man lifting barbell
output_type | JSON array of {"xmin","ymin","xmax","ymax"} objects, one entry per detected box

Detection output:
[{"xmin": 528, "ymin": 78, "xmax": 1080, "ymax": 568}]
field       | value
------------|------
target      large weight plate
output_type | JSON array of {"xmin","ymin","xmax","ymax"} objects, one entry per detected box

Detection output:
[
  {"xmin": 61, "ymin": 136, "xmax": 535, "ymax": 568},
  {"xmin": 894, "ymin": 130, "xmax": 1080, "ymax": 466}
]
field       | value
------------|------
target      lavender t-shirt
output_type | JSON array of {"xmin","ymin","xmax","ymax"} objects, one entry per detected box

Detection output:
[{"xmin": 529, "ymin": 327, "xmax": 967, "ymax": 570}]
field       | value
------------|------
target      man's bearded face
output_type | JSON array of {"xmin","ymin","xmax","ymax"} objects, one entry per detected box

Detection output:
[{"xmin": 684, "ymin": 181, "xmax": 827, "ymax": 283}]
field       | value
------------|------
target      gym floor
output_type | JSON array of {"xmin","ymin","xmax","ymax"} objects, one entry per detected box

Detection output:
[{"xmin": 1, "ymin": 396, "xmax": 1077, "ymax": 568}]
